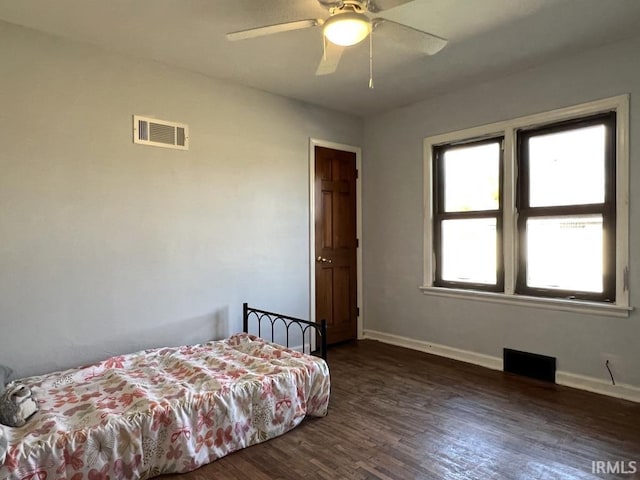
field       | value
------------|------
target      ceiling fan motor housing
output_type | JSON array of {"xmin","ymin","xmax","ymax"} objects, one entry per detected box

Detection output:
[{"xmin": 324, "ymin": 12, "xmax": 371, "ymax": 46}]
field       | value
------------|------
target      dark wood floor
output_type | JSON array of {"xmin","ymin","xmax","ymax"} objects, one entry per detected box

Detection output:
[{"xmin": 162, "ymin": 340, "xmax": 640, "ymax": 480}]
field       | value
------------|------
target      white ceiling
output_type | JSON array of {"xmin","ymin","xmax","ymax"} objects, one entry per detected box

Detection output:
[{"xmin": 1, "ymin": 0, "xmax": 640, "ymax": 116}]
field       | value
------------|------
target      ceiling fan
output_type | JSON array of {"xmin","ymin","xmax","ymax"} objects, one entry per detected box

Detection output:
[{"xmin": 226, "ymin": 0, "xmax": 447, "ymax": 86}]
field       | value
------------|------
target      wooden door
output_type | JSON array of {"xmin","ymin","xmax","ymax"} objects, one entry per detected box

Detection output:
[{"xmin": 315, "ymin": 146, "xmax": 358, "ymax": 345}]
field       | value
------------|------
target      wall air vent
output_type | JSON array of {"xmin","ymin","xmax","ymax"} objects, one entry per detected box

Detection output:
[
  {"xmin": 504, "ymin": 348, "xmax": 556, "ymax": 383},
  {"xmin": 133, "ymin": 115, "xmax": 189, "ymax": 150}
]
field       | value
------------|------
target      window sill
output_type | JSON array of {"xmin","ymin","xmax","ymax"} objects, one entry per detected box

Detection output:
[{"xmin": 418, "ymin": 286, "xmax": 632, "ymax": 318}]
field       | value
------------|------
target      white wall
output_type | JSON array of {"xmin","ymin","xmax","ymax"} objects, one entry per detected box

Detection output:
[
  {"xmin": 0, "ymin": 21, "xmax": 362, "ymax": 378},
  {"xmin": 363, "ymin": 35, "xmax": 640, "ymax": 389}
]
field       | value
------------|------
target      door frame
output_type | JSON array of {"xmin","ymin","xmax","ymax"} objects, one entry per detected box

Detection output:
[{"xmin": 308, "ymin": 138, "xmax": 363, "ymax": 340}]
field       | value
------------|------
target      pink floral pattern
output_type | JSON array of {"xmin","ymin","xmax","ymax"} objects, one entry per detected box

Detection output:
[{"xmin": 0, "ymin": 334, "xmax": 330, "ymax": 479}]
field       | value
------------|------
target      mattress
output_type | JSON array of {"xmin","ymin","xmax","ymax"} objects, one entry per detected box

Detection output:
[{"xmin": 0, "ymin": 333, "xmax": 330, "ymax": 479}]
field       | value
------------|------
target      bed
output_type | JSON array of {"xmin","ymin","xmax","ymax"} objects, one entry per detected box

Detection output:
[{"xmin": 0, "ymin": 304, "xmax": 329, "ymax": 479}]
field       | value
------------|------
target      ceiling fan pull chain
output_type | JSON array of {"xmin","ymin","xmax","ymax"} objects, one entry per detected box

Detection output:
[{"xmin": 368, "ymin": 26, "xmax": 374, "ymax": 89}]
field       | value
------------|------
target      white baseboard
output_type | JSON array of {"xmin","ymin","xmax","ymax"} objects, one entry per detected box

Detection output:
[
  {"xmin": 363, "ymin": 329, "xmax": 640, "ymax": 403},
  {"xmin": 363, "ymin": 330, "xmax": 503, "ymax": 371},
  {"xmin": 556, "ymin": 371, "xmax": 640, "ymax": 403}
]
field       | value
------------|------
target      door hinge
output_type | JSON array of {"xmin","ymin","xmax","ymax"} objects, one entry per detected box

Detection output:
[
  {"xmin": 356, "ymin": 307, "xmax": 360, "ymax": 317},
  {"xmin": 356, "ymin": 238, "xmax": 359, "ymax": 248},
  {"xmin": 356, "ymin": 169, "xmax": 359, "ymax": 179}
]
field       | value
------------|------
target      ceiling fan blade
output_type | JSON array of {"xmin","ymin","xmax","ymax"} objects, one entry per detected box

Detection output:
[
  {"xmin": 316, "ymin": 43, "xmax": 346, "ymax": 76},
  {"xmin": 227, "ymin": 19, "xmax": 322, "ymax": 41},
  {"xmin": 374, "ymin": 18, "xmax": 447, "ymax": 55},
  {"xmin": 366, "ymin": 0, "xmax": 415, "ymax": 13},
  {"xmin": 317, "ymin": 0, "xmax": 344, "ymax": 7}
]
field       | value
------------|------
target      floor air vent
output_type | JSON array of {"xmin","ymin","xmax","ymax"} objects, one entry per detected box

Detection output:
[
  {"xmin": 504, "ymin": 348, "xmax": 556, "ymax": 383},
  {"xmin": 133, "ymin": 115, "xmax": 189, "ymax": 150}
]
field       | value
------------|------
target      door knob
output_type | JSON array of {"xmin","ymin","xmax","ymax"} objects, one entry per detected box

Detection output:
[{"xmin": 316, "ymin": 256, "xmax": 333, "ymax": 263}]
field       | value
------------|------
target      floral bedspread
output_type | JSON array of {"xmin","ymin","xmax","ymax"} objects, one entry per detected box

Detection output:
[{"xmin": 0, "ymin": 333, "xmax": 330, "ymax": 479}]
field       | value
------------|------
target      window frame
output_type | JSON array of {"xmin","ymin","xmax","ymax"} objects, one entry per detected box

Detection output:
[
  {"xmin": 515, "ymin": 112, "xmax": 617, "ymax": 302},
  {"xmin": 432, "ymin": 137, "xmax": 505, "ymax": 292},
  {"xmin": 421, "ymin": 95, "xmax": 630, "ymax": 317}
]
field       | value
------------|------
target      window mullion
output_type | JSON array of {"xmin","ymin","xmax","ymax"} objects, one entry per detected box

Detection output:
[
  {"xmin": 520, "ymin": 203, "xmax": 607, "ymax": 218},
  {"xmin": 503, "ymin": 129, "xmax": 516, "ymax": 295},
  {"xmin": 435, "ymin": 210, "xmax": 500, "ymax": 220}
]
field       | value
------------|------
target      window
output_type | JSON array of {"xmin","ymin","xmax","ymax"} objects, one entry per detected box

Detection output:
[
  {"xmin": 422, "ymin": 96, "xmax": 630, "ymax": 316},
  {"xmin": 516, "ymin": 113, "xmax": 616, "ymax": 302},
  {"xmin": 433, "ymin": 138, "xmax": 504, "ymax": 291}
]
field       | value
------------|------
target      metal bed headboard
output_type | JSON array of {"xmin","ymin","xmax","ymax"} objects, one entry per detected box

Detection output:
[{"xmin": 242, "ymin": 303, "xmax": 327, "ymax": 360}]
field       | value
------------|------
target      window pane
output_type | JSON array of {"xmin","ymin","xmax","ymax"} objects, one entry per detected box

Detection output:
[
  {"xmin": 526, "ymin": 215, "xmax": 603, "ymax": 293},
  {"xmin": 441, "ymin": 218, "xmax": 496, "ymax": 284},
  {"xmin": 443, "ymin": 142, "xmax": 500, "ymax": 212},
  {"xmin": 528, "ymin": 125, "xmax": 605, "ymax": 207}
]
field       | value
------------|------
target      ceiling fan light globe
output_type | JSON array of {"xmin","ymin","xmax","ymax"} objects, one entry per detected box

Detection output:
[{"xmin": 323, "ymin": 12, "xmax": 371, "ymax": 46}]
